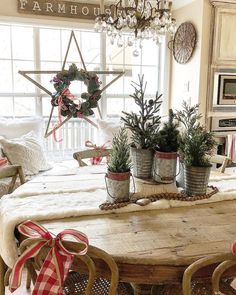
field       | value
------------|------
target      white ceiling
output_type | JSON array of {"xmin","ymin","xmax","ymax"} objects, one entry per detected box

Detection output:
[{"xmin": 93, "ymin": 0, "xmax": 196, "ymax": 10}]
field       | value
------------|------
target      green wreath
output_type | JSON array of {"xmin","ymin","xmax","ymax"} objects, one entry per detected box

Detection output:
[{"xmin": 51, "ymin": 64, "xmax": 102, "ymax": 117}]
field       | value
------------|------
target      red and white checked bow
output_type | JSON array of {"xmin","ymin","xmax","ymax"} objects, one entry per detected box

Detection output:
[
  {"xmin": 85, "ymin": 140, "xmax": 111, "ymax": 165},
  {"xmin": 9, "ymin": 220, "xmax": 89, "ymax": 295}
]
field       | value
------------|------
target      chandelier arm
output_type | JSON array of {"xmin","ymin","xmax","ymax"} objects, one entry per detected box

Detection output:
[
  {"xmin": 151, "ymin": 7, "xmax": 156, "ymax": 17},
  {"xmin": 115, "ymin": 0, "xmax": 122, "ymax": 18},
  {"xmin": 146, "ymin": 1, "xmax": 153, "ymax": 14}
]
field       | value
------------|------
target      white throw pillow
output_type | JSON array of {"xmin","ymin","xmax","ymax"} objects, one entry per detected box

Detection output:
[
  {"xmin": 96, "ymin": 119, "xmax": 122, "ymax": 145},
  {"xmin": 0, "ymin": 132, "xmax": 51, "ymax": 175},
  {"xmin": 0, "ymin": 117, "xmax": 44, "ymax": 140}
]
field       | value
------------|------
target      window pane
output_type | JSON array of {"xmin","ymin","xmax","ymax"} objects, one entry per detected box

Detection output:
[
  {"xmin": 106, "ymin": 42, "xmax": 124, "ymax": 65},
  {"xmin": 124, "ymin": 45, "xmax": 141, "ymax": 66},
  {"xmin": 40, "ymin": 61, "xmax": 61, "ymax": 94},
  {"xmin": 0, "ymin": 97, "xmax": 13, "ymax": 116},
  {"xmin": 40, "ymin": 29, "xmax": 61, "ymax": 61},
  {"xmin": 61, "ymin": 30, "xmax": 81, "ymax": 63},
  {"xmin": 81, "ymin": 32, "xmax": 100, "ymax": 64},
  {"xmin": 124, "ymin": 66, "xmax": 141, "ymax": 94},
  {"xmin": 0, "ymin": 60, "xmax": 12, "ymax": 92},
  {"xmin": 124, "ymin": 97, "xmax": 140, "ymax": 113},
  {"xmin": 70, "ymin": 80, "xmax": 83, "ymax": 96},
  {"xmin": 107, "ymin": 98, "xmax": 124, "ymax": 116},
  {"xmin": 141, "ymin": 66, "xmax": 159, "ymax": 95},
  {"xmin": 142, "ymin": 40, "xmax": 159, "ymax": 66},
  {"xmin": 106, "ymin": 73, "xmax": 123, "ymax": 94},
  {"xmin": 0, "ymin": 25, "xmax": 11, "ymax": 59},
  {"xmin": 14, "ymin": 97, "xmax": 35, "ymax": 116},
  {"xmin": 13, "ymin": 61, "xmax": 35, "ymax": 93},
  {"xmin": 12, "ymin": 26, "xmax": 34, "ymax": 60},
  {"xmin": 42, "ymin": 97, "xmax": 52, "ymax": 117}
]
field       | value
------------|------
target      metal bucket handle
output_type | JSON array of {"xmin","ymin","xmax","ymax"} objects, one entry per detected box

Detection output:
[
  {"xmin": 153, "ymin": 154, "xmax": 180, "ymax": 184},
  {"xmin": 105, "ymin": 173, "xmax": 136, "ymax": 200}
]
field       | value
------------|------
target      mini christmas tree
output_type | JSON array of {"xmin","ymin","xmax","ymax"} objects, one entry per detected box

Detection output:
[
  {"xmin": 156, "ymin": 109, "xmax": 179, "ymax": 153},
  {"xmin": 107, "ymin": 128, "xmax": 132, "ymax": 173},
  {"xmin": 121, "ymin": 75, "xmax": 162, "ymax": 149},
  {"xmin": 175, "ymin": 102, "xmax": 216, "ymax": 167}
]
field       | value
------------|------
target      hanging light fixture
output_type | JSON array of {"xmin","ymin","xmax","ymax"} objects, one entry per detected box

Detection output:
[{"xmin": 94, "ymin": 0, "xmax": 176, "ymax": 56}]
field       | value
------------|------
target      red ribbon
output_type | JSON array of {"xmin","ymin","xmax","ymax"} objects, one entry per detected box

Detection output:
[
  {"xmin": 85, "ymin": 140, "xmax": 111, "ymax": 165},
  {"xmin": 232, "ymin": 241, "xmax": 236, "ymax": 256},
  {"xmin": 9, "ymin": 220, "xmax": 88, "ymax": 295},
  {"xmin": 0, "ymin": 157, "xmax": 7, "ymax": 167},
  {"xmin": 53, "ymin": 88, "xmax": 80, "ymax": 143}
]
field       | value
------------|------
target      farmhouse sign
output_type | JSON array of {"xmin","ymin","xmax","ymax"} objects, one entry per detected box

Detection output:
[{"xmin": 17, "ymin": 0, "xmax": 113, "ymax": 20}]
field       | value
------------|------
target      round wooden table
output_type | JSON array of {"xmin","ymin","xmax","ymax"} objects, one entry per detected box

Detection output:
[{"xmin": 39, "ymin": 199, "xmax": 236, "ymax": 295}]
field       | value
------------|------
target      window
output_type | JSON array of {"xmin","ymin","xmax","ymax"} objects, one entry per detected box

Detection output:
[{"xmin": 0, "ymin": 23, "xmax": 166, "ymax": 118}]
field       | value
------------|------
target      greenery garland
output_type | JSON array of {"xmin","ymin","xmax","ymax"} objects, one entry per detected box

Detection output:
[{"xmin": 51, "ymin": 63, "xmax": 102, "ymax": 117}]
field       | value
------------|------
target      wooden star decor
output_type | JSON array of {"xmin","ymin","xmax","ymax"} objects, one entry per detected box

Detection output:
[{"xmin": 19, "ymin": 31, "xmax": 124, "ymax": 138}]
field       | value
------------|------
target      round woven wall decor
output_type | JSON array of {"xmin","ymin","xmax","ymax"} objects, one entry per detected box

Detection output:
[{"xmin": 173, "ymin": 22, "xmax": 197, "ymax": 64}]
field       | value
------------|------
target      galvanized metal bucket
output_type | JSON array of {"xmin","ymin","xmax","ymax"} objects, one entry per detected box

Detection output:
[
  {"xmin": 176, "ymin": 161, "xmax": 184, "ymax": 188},
  {"xmin": 105, "ymin": 171, "xmax": 135, "ymax": 203},
  {"xmin": 130, "ymin": 147, "xmax": 154, "ymax": 179},
  {"xmin": 184, "ymin": 165, "xmax": 211, "ymax": 196},
  {"xmin": 153, "ymin": 151, "xmax": 179, "ymax": 184}
]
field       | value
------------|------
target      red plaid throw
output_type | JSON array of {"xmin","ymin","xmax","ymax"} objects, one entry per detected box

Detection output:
[{"xmin": 9, "ymin": 220, "xmax": 89, "ymax": 295}]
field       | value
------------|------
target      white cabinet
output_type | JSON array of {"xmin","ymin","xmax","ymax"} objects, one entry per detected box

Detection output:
[{"xmin": 211, "ymin": 1, "xmax": 236, "ymax": 66}]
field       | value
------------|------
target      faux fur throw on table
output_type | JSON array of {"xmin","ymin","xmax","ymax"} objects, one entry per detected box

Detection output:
[{"xmin": 1, "ymin": 161, "xmax": 236, "ymax": 268}]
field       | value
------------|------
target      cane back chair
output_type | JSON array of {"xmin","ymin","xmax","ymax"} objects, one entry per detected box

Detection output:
[
  {"xmin": 183, "ymin": 252, "xmax": 236, "ymax": 295},
  {"xmin": 208, "ymin": 154, "xmax": 231, "ymax": 173},
  {"xmin": 151, "ymin": 252, "xmax": 236, "ymax": 295},
  {"xmin": 73, "ymin": 149, "xmax": 112, "ymax": 167},
  {"xmin": 0, "ymin": 165, "xmax": 25, "ymax": 195},
  {"xmin": 7, "ymin": 238, "xmax": 133, "ymax": 295}
]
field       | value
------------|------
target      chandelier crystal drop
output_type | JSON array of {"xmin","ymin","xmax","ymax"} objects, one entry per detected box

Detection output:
[{"xmin": 94, "ymin": 0, "xmax": 176, "ymax": 56}]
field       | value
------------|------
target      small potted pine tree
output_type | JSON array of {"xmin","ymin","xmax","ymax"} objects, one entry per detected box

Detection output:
[
  {"xmin": 153, "ymin": 109, "xmax": 179, "ymax": 183},
  {"xmin": 175, "ymin": 102, "xmax": 216, "ymax": 196},
  {"xmin": 121, "ymin": 75, "xmax": 162, "ymax": 179},
  {"xmin": 106, "ymin": 128, "xmax": 132, "ymax": 203}
]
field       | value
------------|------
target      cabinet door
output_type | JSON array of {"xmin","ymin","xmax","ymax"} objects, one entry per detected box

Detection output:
[{"xmin": 213, "ymin": 7, "xmax": 236, "ymax": 66}]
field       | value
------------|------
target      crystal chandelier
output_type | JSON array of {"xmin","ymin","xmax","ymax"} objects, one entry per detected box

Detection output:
[{"xmin": 94, "ymin": 0, "xmax": 176, "ymax": 56}]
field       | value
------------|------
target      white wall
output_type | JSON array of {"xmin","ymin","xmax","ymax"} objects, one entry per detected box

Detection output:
[{"xmin": 170, "ymin": 0, "xmax": 212, "ymax": 122}]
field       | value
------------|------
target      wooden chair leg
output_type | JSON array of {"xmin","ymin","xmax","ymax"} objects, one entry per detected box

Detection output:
[
  {"xmin": 0, "ymin": 255, "xmax": 7, "ymax": 295},
  {"xmin": 17, "ymin": 166, "xmax": 25, "ymax": 185},
  {"xmin": 8, "ymin": 174, "xmax": 17, "ymax": 194},
  {"xmin": 26, "ymin": 269, "xmax": 31, "ymax": 289}
]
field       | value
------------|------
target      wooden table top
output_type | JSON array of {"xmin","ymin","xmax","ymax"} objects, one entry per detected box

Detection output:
[{"xmin": 40, "ymin": 199, "xmax": 236, "ymax": 284}]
